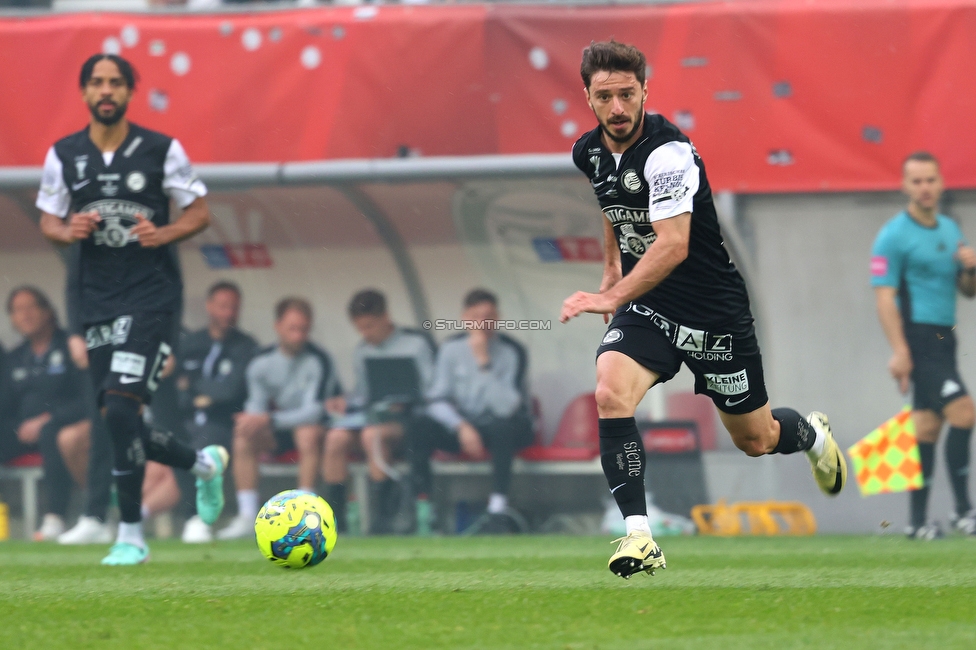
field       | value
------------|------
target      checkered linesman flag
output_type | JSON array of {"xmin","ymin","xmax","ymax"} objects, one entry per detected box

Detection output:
[{"xmin": 847, "ymin": 407, "xmax": 923, "ymax": 496}]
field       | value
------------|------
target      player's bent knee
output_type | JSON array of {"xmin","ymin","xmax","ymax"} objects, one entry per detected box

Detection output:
[
  {"xmin": 102, "ymin": 393, "xmax": 143, "ymax": 436},
  {"xmin": 732, "ymin": 435, "xmax": 767, "ymax": 457},
  {"xmin": 594, "ymin": 384, "xmax": 633, "ymax": 417}
]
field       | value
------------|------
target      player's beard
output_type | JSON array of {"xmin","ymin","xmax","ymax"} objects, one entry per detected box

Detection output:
[
  {"xmin": 600, "ymin": 106, "xmax": 644, "ymax": 144},
  {"xmin": 88, "ymin": 99, "xmax": 128, "ymax": 126}
]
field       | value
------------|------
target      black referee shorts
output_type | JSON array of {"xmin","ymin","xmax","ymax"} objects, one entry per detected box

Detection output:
[
  {"xmin": 907, "ymin": 323, "xmax": 969, "ymax": 413},
  {"xmin": 596, "ymin": 302, "xmax": 769, "ymax": 415},
  {"xmin": 85, "ymin": 311, "xmax": 175, "ymax": 404}
]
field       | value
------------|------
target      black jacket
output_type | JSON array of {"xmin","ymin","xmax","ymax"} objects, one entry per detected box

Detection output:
[
  {"xmin": 177, "ymin": 327, "xmax": 258, "ymax": 428},
  {"xmin": 0, "ymin": 329, "xmax": 89, "ymax": 429}
]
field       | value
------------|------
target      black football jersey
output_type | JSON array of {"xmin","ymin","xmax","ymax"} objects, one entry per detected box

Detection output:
[
  {"xmin": 573, "ymin": 113, "xmax": 750, "ymax": 328},
  {"xmin": 37, "ymin": 123, "xmax": 205, "ymax": 324}
]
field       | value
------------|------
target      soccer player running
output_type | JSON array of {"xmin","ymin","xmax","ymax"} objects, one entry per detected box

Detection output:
[
  {"xmin": 36, "ymin": 54, "xmax": 228, "ymax": 565},
  {"xmin": 871, "ymin": 152, "xmax": 976, "ymax": 539},
  {"xmin": 560, "ymin": 41, "xmax": 847, "ymax": 579}
]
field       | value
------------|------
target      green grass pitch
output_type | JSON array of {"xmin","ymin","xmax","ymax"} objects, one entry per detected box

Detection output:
[{"xmin": 1, "ymin": 535, "xmax": 974, "ymax": 649}]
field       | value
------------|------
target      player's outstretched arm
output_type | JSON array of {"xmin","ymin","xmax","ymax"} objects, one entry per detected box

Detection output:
[
  {"xmin": 604, "ymin": 212, "xmax": 690, "ymax": 303},
  {"xmin": 132, "ymin": 196, "xmax": 210, "ymax": 248},
  {"xmin": 560, "ymin": 213, "xmax": 690, "ymax": 323},
  {"xmin": 599, "ymin": 217, "xmax": 623, "ymax": 324}
]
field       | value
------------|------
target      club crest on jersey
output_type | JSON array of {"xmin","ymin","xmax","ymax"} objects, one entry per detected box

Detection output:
[
  {"xmin": 74, "ymin": 156, "xmax": 88, "ymax": 180},
  {"xmin": 48, "ymin": 350, "xmax": 65, "ymax": 374},
  {"xmin": 618, "ymin": 223, "xmax": 657, "ymax": 258},
  {"xmin": 126, "ymin": 171, "xmax": 146, "ymax": 192},
  {"xmin": 83, "ymin": 200, "xmax": 155, "ymax": 248},
  {"xmin": 621, "ymin": 169, "xmax": 643, "ymax": 193}
]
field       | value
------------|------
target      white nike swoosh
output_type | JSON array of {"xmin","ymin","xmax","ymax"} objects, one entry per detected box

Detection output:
[
  {"xmin": 725, "ymin": 395, "xmax": 750, "ymax": 407},
  {"xmin": 72, "ymin": 180, "xmax": 91, "ymax": 190},
  {"xmin": 119, "ymin": 375, "xmax": 142, "ymax": 384},
  {"xmin": 610, "ymin": 483, "xmax": 627, "ymax": 494}
]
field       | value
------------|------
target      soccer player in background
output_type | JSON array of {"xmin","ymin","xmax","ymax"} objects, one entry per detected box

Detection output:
[
  {"xmin": 560, "ymin": 41, "xmax": 847, "ymax": 578},
  {"xmin": 871, "ymin": 152, "xmax": 976, "ymax": 539},
  {"xmin": 36, "ymin": 54, "xmax": 228, "ymax": 565}
]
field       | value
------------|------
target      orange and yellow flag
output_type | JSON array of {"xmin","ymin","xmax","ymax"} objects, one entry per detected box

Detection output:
[{"xmin": 847, "ymin": 408, "xmax": 924, "ymax": 496}]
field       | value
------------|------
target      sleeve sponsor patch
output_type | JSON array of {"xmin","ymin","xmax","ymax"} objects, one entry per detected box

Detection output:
[
  {"xmin": 40, "ymin": 168, "xmax": 59, "ymax": 195},
  {"xmin": 650, "ymin": 169, "xmax": 686, "ymax": 200},
  {"xmin": 870, "ymin": 256, "xmax": 888, "ymax": 277}
]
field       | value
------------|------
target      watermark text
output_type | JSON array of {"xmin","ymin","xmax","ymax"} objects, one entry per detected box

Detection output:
[{"xmin": 423, "ymin": 319, "xmax": 552, "ymax": 331}]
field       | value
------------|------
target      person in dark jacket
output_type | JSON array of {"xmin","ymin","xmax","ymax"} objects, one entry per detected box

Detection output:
[
  {"xmin": 175, "ymin": 281, "xmax": 257, "ymax": 542},
  {"xmin": 0, "ymin": 287, "xmax": 92, "ymax": 540}
]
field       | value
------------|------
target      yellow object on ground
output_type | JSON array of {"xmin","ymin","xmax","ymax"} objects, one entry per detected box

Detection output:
[
  {"xmin": 691, "ymin": 500, "xmax": 817, "ymax": 536},
  {"xmin": 0, "ymin": 501, "xmax": 8, "ymax": 541},
  {"xmin": 847, "ymin": 407, "xmax": 923, "ymax": 496}
]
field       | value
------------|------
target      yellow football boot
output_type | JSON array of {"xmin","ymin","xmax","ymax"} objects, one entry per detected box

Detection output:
[
  {"xmin": 608, "ymin": 529, "xmax": 666, "ymax": 579},
  {"xmin": 806, "ymin": 411, "xmax": 847, "ymax": 496}
]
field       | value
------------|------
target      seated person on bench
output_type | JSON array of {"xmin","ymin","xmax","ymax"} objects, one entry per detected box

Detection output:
[
  {"xmin": 407, "ymin": 289, "xmax": 534, "ymax": 534},
  {"xmin": 218, "ymin": 297, "xmax": 343, "ymax": 540},
  {"xmin": 323, "ymin": 289, "xmax": 435, "ymax": 534},
  {"xmin": 0, "ymin": 287, "xmax": 91, "ymax": 540}
]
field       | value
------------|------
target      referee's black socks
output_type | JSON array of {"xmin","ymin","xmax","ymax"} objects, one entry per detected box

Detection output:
[
  {"xmin": 911, "ymin": 441, "xmax": 936, "ymax": 529},
  {"xmin": 771, "ymin": 408, "xmax": 816, "ymax": 454},
  {"xmin": 946, "ymin": 426, "xmax": 973, "ymax": 515},
  {"xmin": 599, "ymin": 417, "xmax": 647, "ymax": 518}
]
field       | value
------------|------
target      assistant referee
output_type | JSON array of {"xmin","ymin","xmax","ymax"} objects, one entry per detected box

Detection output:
[{"xmin": 872, "ymin": 151, "xmax": 976, "ymax": 539}]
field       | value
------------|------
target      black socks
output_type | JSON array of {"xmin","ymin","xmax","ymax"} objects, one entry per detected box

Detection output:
[
  {"xmin": 103, "ymin": 393, "xmax": 197, "ymax": 522},
  {"xmin": 325, "ymin": 483, "xmax": 347, "ymax": 533},
  {"xmin": 945, "ymin": 427, "xmax": 973, "ymax": 515},
  {"xmin": 771, "ymin": 408, "xmax": 816, "ymax": 454},
  {"xmin": 599, "ymin": 417, "xmax": 647, "ymax": 518},
  {"xmin": 910, "ymin": 442, "xmax": 936, "ymax": 529},
  {"xmin": 146, "ymin": 427, "xmax": 196, "ymax": 471}
]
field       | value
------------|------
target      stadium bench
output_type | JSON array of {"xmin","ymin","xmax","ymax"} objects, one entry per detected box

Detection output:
[
  {"xmin": 256, "ymin": 394, "xmax": 605, "ymax": 533},
  {"xmin": 0, "ymin": 453, "xmax": 44, "ymax": 540}
]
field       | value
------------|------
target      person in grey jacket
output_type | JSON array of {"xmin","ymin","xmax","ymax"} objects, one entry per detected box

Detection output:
[
  {"xmin": 176, "ymin": 281, "xmax": 258, "ymax": 542},
  {"xmin": 217, "ymin": 297, "xmax": 343, "ymax": 540},
  {"xmin": 407, "ymin": 289, "xmax": 533, "ymax": 534},
  {"xmin": 323, "ymin": 289, "xmax": 436, "ymax": 534}
]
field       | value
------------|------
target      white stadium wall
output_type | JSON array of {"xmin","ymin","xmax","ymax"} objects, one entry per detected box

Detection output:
[{"xmin": 3, "ymin": 182, "xmax": 976, "ymax": 532}]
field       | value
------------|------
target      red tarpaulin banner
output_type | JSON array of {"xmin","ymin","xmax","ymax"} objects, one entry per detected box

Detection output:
[{"xmin": 1, "ymin": 0, "xmax": 975, "ymax": 192}]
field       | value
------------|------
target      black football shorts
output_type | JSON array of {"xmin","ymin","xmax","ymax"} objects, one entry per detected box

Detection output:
[
  {"xmin": 85, "ymin": 311, "xmax": 174, "ymax": 403},
  {"xmin": 906, "ymin": 324, "xmax": 969, "ymax": 413},
  {"xmin": 597, "ymin": 302, "xmax": 769, "ymax": 415}
]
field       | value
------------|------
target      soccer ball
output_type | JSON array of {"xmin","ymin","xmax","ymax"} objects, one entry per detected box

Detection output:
[{"xmin": 254, "ymin": 490, "xmax": 337, "ymax": 568}]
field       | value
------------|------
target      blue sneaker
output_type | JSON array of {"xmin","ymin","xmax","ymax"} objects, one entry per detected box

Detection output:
[
  {"xmin": 196, "ymin": 445, "xmax": 229, "ymax": 526},
  {"xmin": 101, "ymin": 542, "xmax": 149, "ymax": 566}
]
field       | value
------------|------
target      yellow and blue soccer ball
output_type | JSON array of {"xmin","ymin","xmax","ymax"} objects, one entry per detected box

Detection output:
[{"xmin": 254, "ymin": 490, "xmax": 337, "ymax": 568}]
